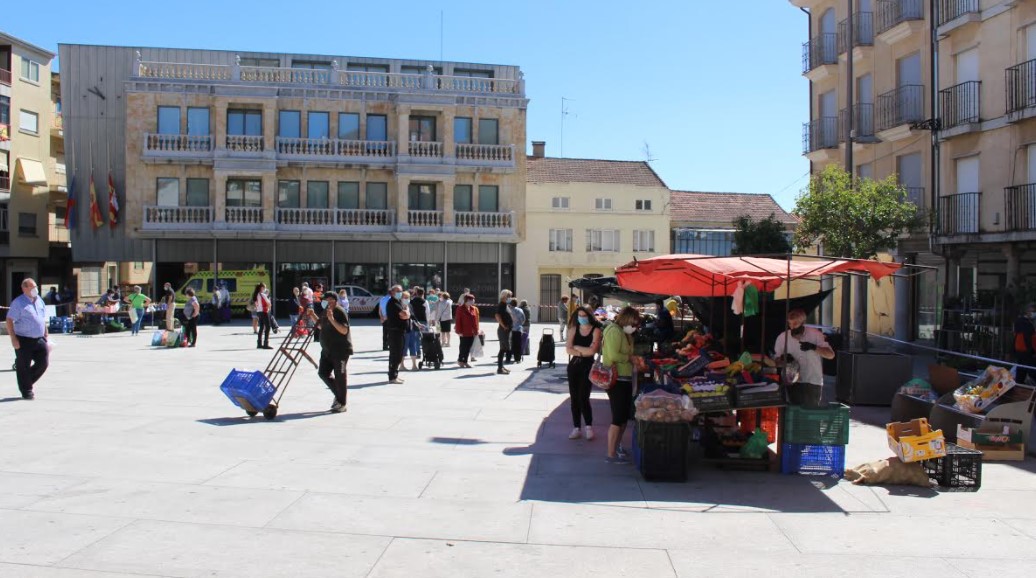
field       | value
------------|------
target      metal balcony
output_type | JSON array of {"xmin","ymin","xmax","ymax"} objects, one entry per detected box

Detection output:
[
  {"xmin": 937, "ymin": 0, "xmax": 979, "ymax": 27},
  {"xmin": 875, "ymin": 0, "xmax": 924, "ymax": 36},
  {"xmin": 1006, "ymin": 59, "xmax": 1036, "ymax": 115},
  {"xmin": 802, "ymin": 34, "xmax": 837, "ymax": 74},
  {"xmin": 876, "ymin": 85, "xmax": 925, "ymax": 132},
  {"xmin": 1005, "ymin": 184, "xmax": 1036, "ymax": 231},
  {"xmin": 803, "ymin": 117, "xmax": 840, "ymax": 154},
  {"xmin": 837, "ymin": 13, "xmax": 874, "ymax": 53},
  {"xmin": 940, "ymin": 81, "xmax": 981, "ymax": 129},
  {"xmin": 0, "ymin": 68, "xmax": 10, "ymax": 86},
  {"xmin": 839, "ymin": 104, "xmax": 876, "ymax": 142},
  {"xmin": 938, "ymin": 192, "xmax": 980, "ymax": 235}
]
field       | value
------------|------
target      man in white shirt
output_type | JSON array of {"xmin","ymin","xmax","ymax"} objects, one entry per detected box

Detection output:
[{"xmin": 774, "ymin": 309, "xmax": 835, "ymax": 407}]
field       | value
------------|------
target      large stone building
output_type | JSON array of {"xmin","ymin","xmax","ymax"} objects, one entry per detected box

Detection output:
[
  {"xmin": 59, "ymin": 44, "xmax": 527, "ymax": 303},
  {"xmin": 0, "ymin": 31, "xmax": 69, "ymax": 304},
  {"xmin": 517, "ymin": 142, "xmax": 670, "ymax": 320}
]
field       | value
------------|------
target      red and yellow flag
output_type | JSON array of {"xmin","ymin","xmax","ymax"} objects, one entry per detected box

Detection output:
[
  {"xmin": 89, "ymin": 174, "xmax": 104, "ymax": 229},
  {"xmin": 108, "ymin": 172, "xmax": 119, "ymax": 228}
]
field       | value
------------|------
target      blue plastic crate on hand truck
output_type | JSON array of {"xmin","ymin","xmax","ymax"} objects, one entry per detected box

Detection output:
[{"xmin": 220, "ymin": 370, "xmax": 276, "ymax": 415}]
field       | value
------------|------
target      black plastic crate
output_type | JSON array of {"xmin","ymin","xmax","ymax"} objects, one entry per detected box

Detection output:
[
  {"xmin": 635, "ymin": 420, "xmax": 691, "ymax": 482},
  {"xmin": 735, "ymin": 384, "xmax": 785, "ymax": 408},
  {"xmin": 921, "ymin": 442, "xmax": 982, "ymax": 490},
  {"xmin": 690, "ymin": 390, "xmax": 734, "ymax": 413}
]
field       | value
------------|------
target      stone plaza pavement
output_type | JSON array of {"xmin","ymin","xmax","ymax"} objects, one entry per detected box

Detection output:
[{"xmin": 1, "ymin": 321, "xmax": 1035, "ymax": 578}]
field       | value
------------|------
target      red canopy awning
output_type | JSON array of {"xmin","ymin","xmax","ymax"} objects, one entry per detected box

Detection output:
[{"xmin": 614, "ymin": 254, "xmax": 901, "ymax": 297}]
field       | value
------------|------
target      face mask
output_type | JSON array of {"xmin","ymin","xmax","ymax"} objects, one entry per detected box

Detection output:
[
  {"xmin": 393, "ymin": 292, "xmax": 403, "ymax": 300},
  {"xmin": 30, "ymin": 288, "xmax": 39, "ymax": 299},
  {"xmin": 402, "ymin": 298, "xmax": 411, "ymax": 306},
  {"xmin": 623, "ymin": 325, "xmax": 637, "ymax": 334},
  {"xmin": 428, "ymin": 296, "xmax": 438, "ymax": 302},
  {"xmin": 466, "ymin": 300, "xmax": 474, "ymax": 306},
  {"xmin": 577, "ymin": 317, "xmax": 590, "ymax": 326}
]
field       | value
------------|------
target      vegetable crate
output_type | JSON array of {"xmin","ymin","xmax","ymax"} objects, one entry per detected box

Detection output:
[
  {"xmin": 690, "ymin": 390, "xmax": 734, "ymax": 413},
  {"xmin": 635, "ymin": 420, "xmax": 691, "ymax": 482},
  {"xmin": 220, "ymin": 370, "xmax": 276, "ymax": 414},
  {"xmin": 780, "ymin": 443, "xmax": 845, "ymax": 477},
  {"xmin": 921, "ymin": 442, "xmax": 982, "ymax": 491},
  {"xmin": 887, "ymin": 418, "xmax": 946, "ymax": 463},
  {"xmin": 49, "ymin": 317, "xmax": 75, "ymax": 334},
  {"xmin": 739, "ymin": 408, "xmax": 780, "ymax": 443},
  {"xmin": 782, "ymin": 403, "xmax": 850, "ymax": 445}
]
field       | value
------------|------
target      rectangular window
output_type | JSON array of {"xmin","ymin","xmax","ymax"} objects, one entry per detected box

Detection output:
[
  {"xmin": 408, "ymin": 183, "xmax": 437, "ymax": 211},
  {"xmin": 633, "ymin": 230, "xmax": 655, "ymax": 252},
  {"xmin": 338, "ymin": 113, "xmax": 360, "ymax": 140},
  {"xmin": 401, "ymin": 65, "xmax": 442, "ymax": 75},
  {"xmin": 226, "ymin": 179, "xmax": 262, "ymax": 207},
  {"xmin": 18, "ymin": 212, "xmax": 37, "ymax": 236},
  {"xmin": 635, "ymin": 199, "xmax": 653, "ymax": 211},
  {"xmin": 186, "ymin": 107, "xmax": 210, "ymax": 136},
  {"xmin": 307, "ymin": 181, "xmax": 329, "ymax": 208},
  {"xmin": 478, "ymin": 119, "xmax": 499, "ymax": 145},
  {"xmin": 595, "ymin": 198, "xmax": 612, "ymax": 210},
  {"xmin": 586, "ymin": 229, "xmax": 620, "ymax": 252},
  {"xmin": 366, "ymin": 114, "xmax": 387, "ymax": 141},
  {"xmin": 228, "ymin": 109, "xmax": 262, "ymax": 136},
  {"xmin": 454, "ymin": 117, "xmax": 472, "ymax": 144},
  {"xmin": 337, "ymin": 182, "xmax": 360, "ymax": 209},
  {"xmin": 478, "ymin": 185, "xmax": 499, "ymax": 212},
  {"xmin": 133, "ymin": 262, "xmax": 145, "ymax": 270},
  {"xmin": 540, "ymin": 274, "xmax": 562, "ymax": 309},
  {"xmin": 278, "ymin": 180, "xmax": 301, "ymax": 208},
  {"xmin": 0, "ymin": 96, "xmax": 9, "ymax": 125},
  {"xmin": 549, "ymin": 229, "xmax": 573, "ymax": 252},
  {"xmin": 20, "ymin": 58, "xmax": 40, "ymax": 83},
  {"xmin": 454, "ymin": 185, "xmax": 473, "ymax": 212},
  {"xmin": 291, "ymin": 60, "xmax": 332, "ymax": 70},
  {"xmin": 278, "ymin": 110, "xmax": 301, "ymax": 138},
  {"xmin": 156, "ymin": 178, "xmax": 179, "ymax": 206},
  {"xmin": 239, "ymin": 57, "xmax": 280, "ymax": 67},
  {"xmin": 307, "ymin": 111, "xmax": 330, "ymax": 139},
  {"xmin": 157, "ymin": 106, "xmax": 180, "ymax": 135},
  {"xmin": 186, "ymin": 179, "xmax": 209, "ymax": 206},
  {"xmin": 346, "ymin": 63, "xmax": 390, "ymax": 73},
  {"xmin": 365, "ymin": 182, "xmax": 388, "ymax": 210},
  {"xmin": 19, "ymin": 110, "xmax": 38, "ymax": 134},
  {"xmin": 551, "ymin": 196, "xmax": 570, "ymax": 209},
  {"xmin": 409, "ymin": 116, "xmax": 437, "ymax": 142},
  {"xmin": 454, "ymin": 69, "xmax": 493, "ymax": 78}
]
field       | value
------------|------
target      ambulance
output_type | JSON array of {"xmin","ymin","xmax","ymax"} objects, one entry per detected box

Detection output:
[{"xmin": 177, "ymin": 269, "xmax": 271, "ymax": 313}]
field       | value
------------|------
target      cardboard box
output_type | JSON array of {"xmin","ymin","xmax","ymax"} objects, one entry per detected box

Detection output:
[
  {"xmin": 956, "ymin": 425, "xmax": 1026, "ymax": 461},
  {"xmin": 957, "ymin": 439, "xmax": 1025, "ymax": 461},
  {"xmin": 956, "ymin": 424, "xmax": 1023, "ymax": 446},
  {"xmin": 887, "ymin": 418, "xmax": 947, "ymax": 463}
]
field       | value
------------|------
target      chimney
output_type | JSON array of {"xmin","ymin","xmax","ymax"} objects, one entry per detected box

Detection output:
[{"xmin": 531, "ymin": 141, "xmax": 545, "ymax": 159}]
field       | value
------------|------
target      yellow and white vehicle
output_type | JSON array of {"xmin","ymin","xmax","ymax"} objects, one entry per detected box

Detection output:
[{"xmin": 177, "ymin": 269, "xmax": 271, "ymax": 313}]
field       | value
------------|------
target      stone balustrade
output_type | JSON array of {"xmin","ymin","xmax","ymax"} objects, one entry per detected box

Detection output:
[
  {"xmin": 143, "ymin": 205, "xmax": 214, "ymax": 229},
  {"xmin": 144, "ymin": 133, "xmax": 214, "ymax": 154},
  {"xmin": 408, "ymin": 141, "xmax": 443, "ymax": 158},
  {"xmin": 407, "ymin": 210, "xmax": 443, "ymax": 228},
  {"xmin": 456, "ymin": 143, "xmax": 514, "ymax": 163},
  {"xmin": 275, "ymin": 137, "xmax": 397, "ymax": 159},
  {"xmin": 225, "ymin": 134, "xmax": 264, "ymax": 153},
  {"xmin": 454, "ymin": 211, "xmax": 514, "ymax": 231},
  {"xmin": 225, "ymin": 206, "xmax": 263, "ymax": 225}
]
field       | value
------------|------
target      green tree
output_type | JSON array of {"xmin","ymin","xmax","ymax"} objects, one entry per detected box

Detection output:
[
  {"xmin": 732, "ymin": 213, "xmax": 792, "ymax": 255},
  {"xmin": 793, "ymin": 164, "xmax": 923, "ymax": 258}
]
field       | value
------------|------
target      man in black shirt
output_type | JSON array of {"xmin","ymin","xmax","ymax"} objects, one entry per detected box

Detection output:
[
  {"xmin": 384, "ymin": 284, "xmax": 409, "ymax": 384},
  {"xmin": 495, "ymin": 290, "xmax": 513, "ymax": 375},
  {"xmin": 316, "ymin": 292, "xmax": 353, "ymax": 413}
]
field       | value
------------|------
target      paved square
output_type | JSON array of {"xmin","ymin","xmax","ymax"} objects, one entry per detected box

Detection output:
[{"xmin": 2, "ymin": 321, "xmax": 1035, "ymax": 577}]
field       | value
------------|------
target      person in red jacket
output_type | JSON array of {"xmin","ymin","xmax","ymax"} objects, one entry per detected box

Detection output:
[{"xmin": 454, "ymin": 293, "xmax": 480, "ymax": 368}]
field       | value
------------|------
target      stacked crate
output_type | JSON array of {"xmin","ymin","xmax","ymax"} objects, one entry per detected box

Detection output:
[{"xmin": 780, "ymin": 403, "xmax": 850, "ymax": 477}]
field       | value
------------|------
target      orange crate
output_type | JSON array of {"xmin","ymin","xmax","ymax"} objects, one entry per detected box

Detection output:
[{"xmin": 739, "ymin": 407, "xmax": 779, "ymax": 443}]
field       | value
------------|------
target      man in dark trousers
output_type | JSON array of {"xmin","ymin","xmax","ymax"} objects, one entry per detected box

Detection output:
[
  {"xmin": 495, "ymin": 289, "xmax": 513, "ymax": 375},
  {"xmin": 385, "ymin": 284, "xmax": 409, "ymax": 384},
  {"xmin": 1014, "ymin": 303, "xmax": 1036, "ymax": 384},
  {"xmin": 315, "ymin": 292, "xmax": 353, "ymax": 413},
  {"xmin": 7, "ymin": 278, "xmax": 49, "ymax": 400}
]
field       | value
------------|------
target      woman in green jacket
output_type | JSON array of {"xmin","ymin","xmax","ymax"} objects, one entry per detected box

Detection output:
[{"xmin": 601, "ymin": 306, "xmax": 641, "ymax": 463}]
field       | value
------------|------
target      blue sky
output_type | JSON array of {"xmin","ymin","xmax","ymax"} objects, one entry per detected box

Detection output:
[{"xmin": 5, "ymin": 0, "xmax": 810, "ymax": 209}]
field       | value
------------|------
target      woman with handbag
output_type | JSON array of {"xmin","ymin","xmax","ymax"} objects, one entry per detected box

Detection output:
[
  {"xmin": 600, "ymin": 306, "xmax": 641, "ymax": 463},
  {"xmin": 565, "ymin": 306, "xmax": 602, "ymax": 441}
]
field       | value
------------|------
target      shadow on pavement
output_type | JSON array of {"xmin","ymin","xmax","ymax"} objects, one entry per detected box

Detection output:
[{"xmin": 197, "ymin": 411, "xmax": 329, "ymax": 426}]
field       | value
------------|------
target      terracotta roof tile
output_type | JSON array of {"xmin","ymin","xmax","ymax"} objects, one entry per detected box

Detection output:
[
  {"xmin": 527, "ymin": 157, "xmax": 667, "ymax": 188},
  {"xmin": 670, "ymin": 190, "xmax": 797, "ymax": 226}
]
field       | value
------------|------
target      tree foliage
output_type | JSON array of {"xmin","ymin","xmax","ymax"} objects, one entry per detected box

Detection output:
[
  {"xmin": 732, "ymin": 213, "xmax": 792, "ymax": 255},
  {"xmin": 793, "ymin": 164, "xmax": 923, "ymax": 259}
]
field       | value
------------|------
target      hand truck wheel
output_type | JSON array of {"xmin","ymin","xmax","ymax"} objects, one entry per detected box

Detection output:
[
  {"xmin": 246, "ymin": 410, "xmax": 258, "ymax": 417},
  {"xmin": 262, "ymin": 404, "xmax": 278, "ymax": 420}
]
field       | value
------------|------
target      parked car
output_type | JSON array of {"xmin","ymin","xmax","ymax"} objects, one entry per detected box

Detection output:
[{"xmin": 332, "ymin": 285, "xmax": 381, "ymax": 316}]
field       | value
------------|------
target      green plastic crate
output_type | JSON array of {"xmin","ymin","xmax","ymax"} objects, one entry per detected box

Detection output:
[{"xmin": 782, "ymin": 403, "xmax": 850, "ymax": 445}]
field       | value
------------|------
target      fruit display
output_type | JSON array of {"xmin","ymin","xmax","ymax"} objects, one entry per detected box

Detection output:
[
  {"xmin": 953, "ymin": 365, "xmax": 1016, "ymax": 414},
  {"xmin": 635, "ymin": 390, "xmax": 698, "ymax": 423}
]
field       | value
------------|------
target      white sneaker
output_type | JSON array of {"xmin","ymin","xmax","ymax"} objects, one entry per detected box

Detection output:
[
  {"xmin": 585, "ymin": 426, "xmax": 595, "ymax": 441},
  {"xmin": 568, "ymin": 427, "xmax": 581, "ymax": 440}
]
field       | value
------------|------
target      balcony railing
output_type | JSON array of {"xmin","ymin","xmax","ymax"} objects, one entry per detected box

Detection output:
[
  {"xmin": 226, "ymin": 206, "xmax": 263, "ymax": 225},
  {"xmin": 455, "ymin": 143, "xmax": 515, "ymax": 163},
  {"xmin": 940, "ymin": 81, "xmax": 981, "ymax": 129},
  {"xmin": 802, "ymin": 34, "xmax": 838, "ymax": 74},
  {"xmin": 275, "ymin": 137, "xmax": 397, "ymax": 159},
  {"xmin": 0, "ymin": 175, "xmax": 9, "ymax": 192},
  {"xmin": 1006, "ymin": 59, "xmax": 1036, "ymax": 115},
  {"xmin": 938, "ymin": 192, "xmax": 980, "ymax": 235},
  {"xmin": 876, "ymin": 0, "xmax": 924, "ymax": 36},
  {"xmin": 876, "ymin": 85, "xmax": 925, "ymax": 132},
  {"xmin": 0, "ymin": 68, "xmax": 10, "ymax": 86},
  {"xmin": 407, "ymin": 141, "xmax": 443, "ymax": 158},
  {"xmin": 837, "ymin": 13, "xmax": 875, "ymax": 53},
  {"xmin": 802, "ymin": 117, "xmax": 839, "ymax": 154},
  {"xmin": 454, "ymin": 211, "xmax": 515, "ymax": 231},
  {"xmin": 1005, "ymin": 184, "xmax": 1036, "ymax": 231},
  {"xmin": 226, "ymin": 134, "xmax": 264, "ymax": 153},
  {"xmin": 136, "ymin": 59, "xmax": 523, "ymax": 96},
  {"xmin": 53, "ymin": 114, "xmax": 63, "ymax": 131},
  {"xmin": 275, "ymin": 207, "xmax": 396, "ymax": 231},
  {"xmin": 337, "ymin": 208, "xmax": 394, "ymax": 228},
  {"xmin": 144, "ymin": 133, "xmax": 214, "ymax": 155},
  {"xmin": 937, "ymin": 0, "xmax": 979, "ymax": 27},
  {"xmin": 143, "ymin": 205, "xmax": 214, "ymax": 230},
  {"xmin": 407, "ymin": 210, "xmax": 443, "ymax": 228},
  {"xmin": 839, "ymin": 104, "xmax": 876, "ymax": 142}
]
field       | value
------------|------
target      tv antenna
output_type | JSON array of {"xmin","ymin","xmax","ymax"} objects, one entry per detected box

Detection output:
[
  {"xmin": 642, "ymin": 141, "xmax": 656, "ymax": 163},
  {"xmin": 561, "ymin": 97, "xmax": 576, "ymax": 157}
]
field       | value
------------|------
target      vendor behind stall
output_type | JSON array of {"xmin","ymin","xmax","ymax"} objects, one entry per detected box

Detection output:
[
  {"xmin": 774, "ymin": 309, "xmax": 834, "ymax": 407},
  {"xmin": 648, "ymin": 298, "xmax": 675, "ymax": 344}
]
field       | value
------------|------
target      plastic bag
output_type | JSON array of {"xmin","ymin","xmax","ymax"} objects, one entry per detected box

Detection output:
[
  {"xmin": 739, "ymin": 427, "xmax": 769, "ymax": 459},
  {"xmin": 953, "ymin": 365, "xmax": 1015, "ymax": 414},
  {"xmin": 635, "ymin": 390, "xmax": 697, "ymax": 422},
  {"xmin": 469, "ymin": 335, "xmax": 483, "ymax": 359}
]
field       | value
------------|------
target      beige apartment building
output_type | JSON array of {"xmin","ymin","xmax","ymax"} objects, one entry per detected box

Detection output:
[
  {"xmin": 0, "ymin": 31, "xmax": 70, "ymax": 305},
  {"xmin": 60, "ymin": 44, "xmax": 527, "ymax": 303},
  {"xmin": 517, "ymin": 143, "xmax": 670, "ymax": 320}
]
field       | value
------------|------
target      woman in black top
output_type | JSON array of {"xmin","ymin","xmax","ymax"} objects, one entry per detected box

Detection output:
[{"xmin": 565, "ymin": 305, "xmax": 603, "ymax": 441}]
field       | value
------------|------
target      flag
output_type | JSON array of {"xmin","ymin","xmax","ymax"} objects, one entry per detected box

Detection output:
[
  {"xmin": 89, "ymin": 174, "xmax": 104, "ymax": 229},
  {"xmin": 108, "ymin": 172, "xmax": 119, "ymax": 228},
  {"xmin": 65, "ymin": 176, "xmax": 76, "ymax": 230}
]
